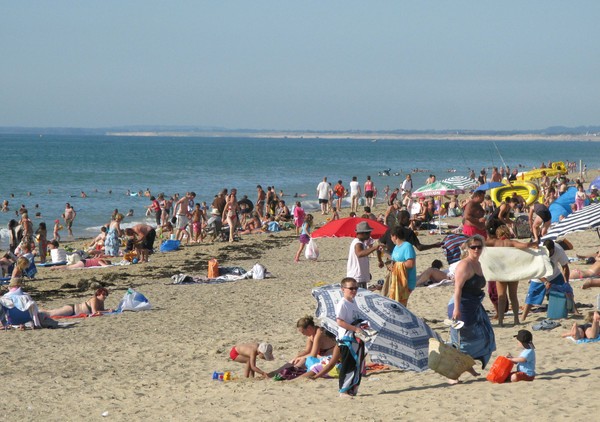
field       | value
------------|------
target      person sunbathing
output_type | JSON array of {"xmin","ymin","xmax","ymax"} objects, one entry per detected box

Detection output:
[
  {"xmin": 40, "ymin": 288, "xmax": 112, "ymax": 317},
  {"xmin": 50, "ymin": 257, "xmax": 112, "ymax": 270},
  {"xmin": 416, "ymin": 259, "xmax": 451, "ymax": 287},
  {"xmin": 561, "ymin": 311, "xmax": 600, "ymax": 340},
  {"xmin": 572, "ymin": 259, "xmax": 600, "ymax": 283}
]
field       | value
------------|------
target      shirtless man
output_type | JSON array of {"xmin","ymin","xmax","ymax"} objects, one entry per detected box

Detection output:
[
  {"xmin": 124, "ymin": 224, "xmax": 156, "ymax": 262},
  {"xmin": 174, "ymin": 193, "xmax": 192, "ymax": 242},
  {"xmin": 462, "ymin": 191, "xmax": 487, "ymax": 238},
  {"xmin": 64, "ymin": 203, "xmax": 76, "ymax": 238},
  {"xmin": 490, "ymin": 167, "xmax": 502, "ymax": 183}
]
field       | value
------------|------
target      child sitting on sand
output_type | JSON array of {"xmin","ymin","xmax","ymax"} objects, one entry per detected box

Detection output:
[
  {"xmin": 561, "ymin": 311, "xmax": 600, "ymax": 340},
  {"xmin": 229, "ymin": 342, "xmax": 274, "ymax": 378},
  {"xmin": 506, "ymin": 329, "xmax": 536, "ymax": 382}
]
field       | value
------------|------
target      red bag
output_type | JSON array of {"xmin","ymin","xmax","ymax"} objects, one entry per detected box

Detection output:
[
  {"xmin": 208, "ymin": 258, "xmax": 219, "ymax": 278},
  {"xmin": 486, "ymin": 355, "xmax": 514, "ymax": 383}
]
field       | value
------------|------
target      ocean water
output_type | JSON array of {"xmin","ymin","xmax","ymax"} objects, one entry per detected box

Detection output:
[{"xmin": 0, "ymin": 134, "xmax": 597, "ymax": 247}]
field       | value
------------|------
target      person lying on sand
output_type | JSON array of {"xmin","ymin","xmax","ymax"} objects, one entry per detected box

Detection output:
[
  {"xmin": 40, "ymin": 288, "xmax": 113, "ymax": 317},
  {"xmin": 50, "ymin": 258, "xmax": 112, "ymax": 270},
  {"xmin": 229, "ymin": 342, "xmax": 274, "ymax": 378},
  {"xmin": 571, "ymin": 259, "xmax": 600, "ymax": 281},
  {"xmin": 416, "ymin": 259, "xmax": 452, "ymax": 287},
  {"xmin": 561, "ymin": 311, "xmax": 600, "ymax": 340}
]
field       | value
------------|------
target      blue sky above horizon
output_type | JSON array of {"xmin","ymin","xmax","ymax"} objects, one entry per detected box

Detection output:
[{"xmin": 2, "ymin": 1, "xmax": 599, "ymax": 131}]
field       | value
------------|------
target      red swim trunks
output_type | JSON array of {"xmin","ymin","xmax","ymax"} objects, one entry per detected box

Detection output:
[
  {"xmin": 462, "ymin": 224, "xmax": 488, "ymax": 239},
  {"xmin": 229, "ymin": 346, "xmax": 239, "ymax": 361},
  {"xmin": 510, "ymin": 371, "xmax": 535, "ymax": 382}
]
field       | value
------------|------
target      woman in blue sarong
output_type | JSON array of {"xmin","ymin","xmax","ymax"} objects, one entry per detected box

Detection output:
[
  {"xmin": 448, "ymin": 235, "xmax": 496, "ymax": 372},
  {"xmin": 104, "ymin": 213, "xmax": 123, "ymax": 257}
]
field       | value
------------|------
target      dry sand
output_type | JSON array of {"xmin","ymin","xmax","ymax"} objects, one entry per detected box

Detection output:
[{"xmin": 2, "ymin": 180, "xmax": 600, "ymax": 421}]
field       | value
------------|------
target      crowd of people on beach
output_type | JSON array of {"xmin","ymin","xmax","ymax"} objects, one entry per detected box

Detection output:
[
  {"xmin": 2, "ymin": 160, "xmax": 599, "ymax": 399},
  {"xmin": 227, "ymin": 162, "xmax": 599, "ymax": 397}
]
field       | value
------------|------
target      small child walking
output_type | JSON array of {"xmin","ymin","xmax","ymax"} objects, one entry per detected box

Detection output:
[
  {"xmin": 506, "ymin": 329, "xmax": 536, "ymax": 382},
  {"xmin": 336, "ymin": 277, "xmax": 366, "ymax": 398},
  {"xmin": 229, "ymin": 342, "xmax": 274, "ymax": 378},
  {"xmin": 294, "ymin": 214, "xmax": 314, "ymax": 262}
]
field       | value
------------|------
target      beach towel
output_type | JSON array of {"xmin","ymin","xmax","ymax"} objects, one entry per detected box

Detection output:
[
  {"xmin": 480, "ymin": 247, "xmax": 553, "ymax": 282},
  {"xmin": 566, "ymin": 335, "xmax": 600, "ymax": 344},
  {"xmin": 338, "ymin": 336, "xmax": 365, "ymax": 395},
  {"xmin": 388, "ymin": 261, "xmax": 410, "ymax": 306}
]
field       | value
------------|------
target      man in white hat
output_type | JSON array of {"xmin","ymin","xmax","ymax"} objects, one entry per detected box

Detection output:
[{"xmin": 347, "ymin": 221, "xmax": 382, "ymax": 288}]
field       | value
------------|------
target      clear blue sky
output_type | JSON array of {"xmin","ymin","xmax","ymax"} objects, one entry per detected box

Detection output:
[{"xmin": 2, "ymin": 1, "xmax": 599, "ymax": 131}]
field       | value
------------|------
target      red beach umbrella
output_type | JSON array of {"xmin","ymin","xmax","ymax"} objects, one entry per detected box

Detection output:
[{"xmin": 311, "ymin": 217, "xmax": 388, "ymax": 240}]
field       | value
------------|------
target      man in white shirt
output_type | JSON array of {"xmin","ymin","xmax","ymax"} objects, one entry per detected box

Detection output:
[
  {"xmin": 347, "ymin": 221, "xmax": 382, "ymax": 288},
  {"xmin": 316, "ymin": 177, "xmax": 330, "ymax": 215}
]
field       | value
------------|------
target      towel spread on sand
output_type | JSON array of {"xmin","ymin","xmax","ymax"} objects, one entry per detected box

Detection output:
[
  {"xmin": 479, "ymin": 247, "xmax": 553, "ymax": 282},
  {"xmin": 566, "ymin": 336, "xmax": 600, "ymax": 344}
]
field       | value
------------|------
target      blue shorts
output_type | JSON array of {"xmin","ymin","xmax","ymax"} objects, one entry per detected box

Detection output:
[{"xmin": 525, "ymin": 274, "xmax": 572, "ymax": 305}]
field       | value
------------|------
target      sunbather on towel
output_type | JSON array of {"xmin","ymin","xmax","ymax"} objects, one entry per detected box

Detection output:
[
  {"xmin": 40, "ymin": 288, "xmax": 113, "ymax": 317},
  {"xmin": 561, "ymin": 311, "xmax": 600, "ymax": 340},
  {"xmin": 50, "ymin": 258, "xmax": 111, "ymax": 270}
]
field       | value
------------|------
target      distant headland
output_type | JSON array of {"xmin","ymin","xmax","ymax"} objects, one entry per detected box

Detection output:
[{"xmin": 1, "ymin": 125, "xmax": 600, "ymax": 141}]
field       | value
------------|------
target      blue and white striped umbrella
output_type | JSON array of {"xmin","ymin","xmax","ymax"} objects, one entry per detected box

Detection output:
[
  {"xmin": 542, "ymin": 202, "xmax": 600, "ymax": 241},
  {"xmin": 442, "ymin": 176, "xmax": 479, "ymax": 190},
  {"xmin": 312, "ymin": 284, "xmax": 440, "ymax": 372}
]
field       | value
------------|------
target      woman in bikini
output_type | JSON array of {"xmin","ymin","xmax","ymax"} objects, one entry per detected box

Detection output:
[
  {"xmin": 222, "ymin": 189, "xmax": 240, "ymax": 243},
  {"xmin": 40, "ymin": 288, "xmax": 112, "ymax": 317},
  {"xmin": 290, "ymin": 315, "xmax": 336, "ymax": 368}
]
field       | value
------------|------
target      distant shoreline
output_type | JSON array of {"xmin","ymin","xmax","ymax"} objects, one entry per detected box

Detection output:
[{"xmin": 105, "ymin": 131, "xmax": 600, "ymax": 142}]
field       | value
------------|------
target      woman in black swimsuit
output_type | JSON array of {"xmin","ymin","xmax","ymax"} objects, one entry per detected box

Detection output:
[
  {"xmin": 40, "ymin": 288, "xmax": 112, "ymax": 317},
  {"xmin": 447, "ymin": 235, "xmax": 496, "ymax": 382}
]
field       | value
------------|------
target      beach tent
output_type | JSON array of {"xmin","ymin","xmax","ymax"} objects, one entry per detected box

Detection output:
[
  {"xmin": 549, "ymin": 186, "xmax": 577, "ymax": 223},
  {"xmin": 590, "ymin": 176, "xmax": 600, "ymax": 191}
]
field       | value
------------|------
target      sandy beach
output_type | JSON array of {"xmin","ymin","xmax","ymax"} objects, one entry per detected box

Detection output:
[{"xmin": 3, "ymin": 174, "xmax": 600, "ymax": 421}]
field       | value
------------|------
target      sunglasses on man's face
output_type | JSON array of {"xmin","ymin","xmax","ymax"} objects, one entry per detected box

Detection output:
[
  {"xmin": 344, "ymin": 286, "xmax": 359, "ymax": 291},
  {"xmin": 469, "ymin": 245, "xmax": 483, "ymax": 250}
]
